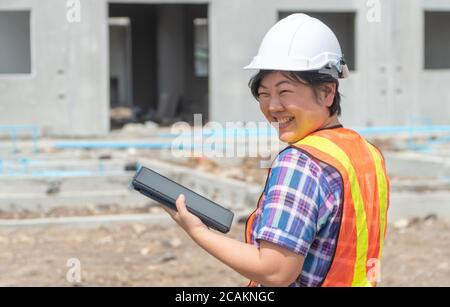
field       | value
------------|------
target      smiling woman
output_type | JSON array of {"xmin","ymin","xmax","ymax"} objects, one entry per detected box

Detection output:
[
  {"xmin": 249, "ymin": 70, "xmax": 342, "ymax": 143},
  {"xmin": 161, "ymin": 13, "xmax": 390, "ymax": 287}
]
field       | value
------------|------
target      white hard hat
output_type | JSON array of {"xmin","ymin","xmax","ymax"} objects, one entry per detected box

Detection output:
[{"xmin": 244, "ymin": 13, "xmax": 349, "ymax": 79}]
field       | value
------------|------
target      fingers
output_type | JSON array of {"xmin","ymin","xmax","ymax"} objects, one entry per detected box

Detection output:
[
  {"xmin": 176, "ymin": 194, "xmax": 187, "ymax": 214},
  {"xmin": 161, "ymin": 194, "xmax": 186, "ymax": 222},
  {"xmin": 161, "ymin": 194, "xmax": 189, "ymax": 226},
  {"xmin": 161, "ymin": 205, "xmax": 176, "ymax": 218}
]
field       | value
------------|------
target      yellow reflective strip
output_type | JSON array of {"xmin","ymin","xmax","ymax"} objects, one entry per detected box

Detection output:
[
  {"xmin": 366, "ymin": 143, "xmax": 388, "ymax": 258},
  {"xmin": 297, "ymin": 136, "xmax": 369, "ymax": 286}
]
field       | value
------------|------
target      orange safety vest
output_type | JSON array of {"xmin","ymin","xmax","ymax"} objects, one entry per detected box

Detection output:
[{"xmin": 245, "ymin": 127, "xmax": 389, "ymax": 287}]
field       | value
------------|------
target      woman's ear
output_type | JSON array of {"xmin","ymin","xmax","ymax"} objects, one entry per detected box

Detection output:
[{"xmin": 321, "ymin": 83, "xmax": 336, "ymax": 107}]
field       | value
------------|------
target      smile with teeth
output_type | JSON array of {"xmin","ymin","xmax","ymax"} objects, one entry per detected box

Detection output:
[{"xmin": 275, "ymin": 116, "xmax": 295, "ymax": 125}]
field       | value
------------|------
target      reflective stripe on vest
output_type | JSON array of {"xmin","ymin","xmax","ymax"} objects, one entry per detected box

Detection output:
[
  {"xmin": 365, "ymin": 141, "xmax": 389, "ymax": 263},
  {"xmin": 245, "ymin": 128, "xmax": 389, "ymax": 287}
]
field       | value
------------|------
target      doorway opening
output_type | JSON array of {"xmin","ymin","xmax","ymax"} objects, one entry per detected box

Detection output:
[{"xmin": 108, "ymin": 3, "xmax": 209, "ymax": 128}]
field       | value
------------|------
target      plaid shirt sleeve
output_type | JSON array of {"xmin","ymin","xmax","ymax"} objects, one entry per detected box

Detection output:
[{"xmin": 256, "ymin": 147, "xmax": 329, "ymax": 256}]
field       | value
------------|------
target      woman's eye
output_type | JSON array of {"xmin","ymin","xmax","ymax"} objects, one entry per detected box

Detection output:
[
  {"xmin": 279, "ymin": 90, "xmax": 291, "ymax": 95},
  {"xmin": 258, "ymin": 93, "xmax": 269, "ymax": 98}
]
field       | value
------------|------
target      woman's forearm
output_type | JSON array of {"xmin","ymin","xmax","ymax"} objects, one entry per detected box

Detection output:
[
  {"xmin": 189, "ymin": 228, "xmax": 280, "ymax": 285},
  {"xmin": 161, "ymin": 195, "xmax": 298, "ymax": 286}
]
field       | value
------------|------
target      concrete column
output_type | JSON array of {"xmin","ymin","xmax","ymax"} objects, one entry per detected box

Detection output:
[{"xmin": 156, "ymin": 5, "xmax": 187, "ymax": 121}]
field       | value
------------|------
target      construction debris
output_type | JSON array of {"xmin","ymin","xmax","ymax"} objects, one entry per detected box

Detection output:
[{"xmin": 46, "ymin": 181, "xmax": 61, "ymax": 195}]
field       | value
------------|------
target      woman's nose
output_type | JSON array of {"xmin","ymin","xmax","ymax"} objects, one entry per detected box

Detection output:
[{"xmin": 268, "ymin": 96, "xmax": 284, "ymax": 112}]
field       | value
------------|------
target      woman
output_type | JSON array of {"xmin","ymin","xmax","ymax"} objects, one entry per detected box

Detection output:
[{"xmin": 162, "ymin": 13, "xmax": 389, "ymax": 287}]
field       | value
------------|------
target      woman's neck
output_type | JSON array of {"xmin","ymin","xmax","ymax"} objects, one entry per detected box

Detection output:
[
  {"xmin": 320, "ymin": 115, "xmax": 341, "ymax": 130},
  {"xmin": 287, "ymin": 116, "xmax": 342, "ymax": 145}
]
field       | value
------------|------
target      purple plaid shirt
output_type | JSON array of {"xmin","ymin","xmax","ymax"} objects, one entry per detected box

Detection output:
[{"xmin": 249, "ymin": 146, "xmax": 343, "ymax": 287}]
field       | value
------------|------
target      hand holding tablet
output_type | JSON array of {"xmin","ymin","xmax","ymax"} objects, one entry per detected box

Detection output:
[{"xmin": 131, "ymin": 166, "xmax": 234, "ymax": 233}]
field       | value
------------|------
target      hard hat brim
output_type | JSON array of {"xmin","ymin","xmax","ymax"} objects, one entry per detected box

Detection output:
[{"xmin": 243, "ymin": 54, "xmax": 349, "ymax": 79}]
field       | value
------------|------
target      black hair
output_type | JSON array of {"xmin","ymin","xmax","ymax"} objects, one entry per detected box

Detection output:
[{"xmin": 248, "ymin": 70, "xmax": 342, "ymax": 117}]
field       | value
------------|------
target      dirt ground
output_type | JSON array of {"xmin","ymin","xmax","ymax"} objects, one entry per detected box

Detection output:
[
  {"xmin": 1, "ymin": 213, "xmax": 449, "ymax": 287},
  {"xmin": 0, "ymin": 204, "xmax": 161, "ymax": 220},
  {"xmin": 1, "ymin": 135, "xmax": 449, "ymax": 286}
]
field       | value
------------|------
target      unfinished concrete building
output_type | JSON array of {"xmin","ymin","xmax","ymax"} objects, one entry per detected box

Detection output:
[{"xmin": 1, "ymin": 0, "xmax": 450, "ymax": 136}]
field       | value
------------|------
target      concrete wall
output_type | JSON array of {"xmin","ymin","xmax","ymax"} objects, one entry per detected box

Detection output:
[
  {"xmin": 400, "ymin": 0, "xmax": 450, "ymax": 126},
  {"xmin": 156, "ymin": 5, "xmax": 187, "ymax": 121},
  {"xmin": 209, "ymin": 0, "xmax": 450, "ymax": 127},
  {"xmin": 1, "ymin": 0, "xmax": 450, "ymax": 136},
  {"xmin": 209, "ymin": 0, "xmax": 364, "ymax": 126},
  {"xmin": 0, "ymin": 0, "xmax": 109, "ymax": 136}
]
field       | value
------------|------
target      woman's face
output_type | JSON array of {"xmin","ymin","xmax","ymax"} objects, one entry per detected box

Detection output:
[{"xmin": 257, "ymin": 71, "xmax": 334, "ymax": 143}]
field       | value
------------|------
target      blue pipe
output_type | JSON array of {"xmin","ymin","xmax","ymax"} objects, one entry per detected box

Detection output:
[
  {"xmin": 355, "ymin": 125, "xmax": 450, "ymax": 135},
  {"xmin": 53, "ymin": 126, "xmax": 450, "ymax": 150},
  {"xmin": 0, "ymin": 125, "xmax": 40, "ymax": 154},
  {"xmin": 54, "ymin": 142, "xmax": 191, "ymax": 149},
  {"xmin": 0, "ymin": 170, "xmax": 128, "ymax": 178},
  {"xmin": 158, "ymin": 125, "xmax": 450, "ymax": 138}
]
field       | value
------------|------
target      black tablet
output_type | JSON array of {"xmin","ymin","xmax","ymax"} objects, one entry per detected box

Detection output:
[{"xmin": 131, "ymin": 166, "xmax": 234, "ymax": 233}]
